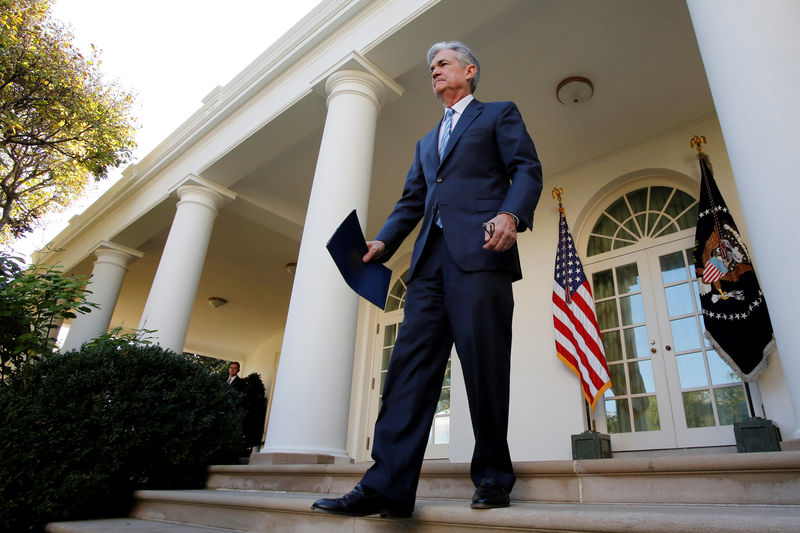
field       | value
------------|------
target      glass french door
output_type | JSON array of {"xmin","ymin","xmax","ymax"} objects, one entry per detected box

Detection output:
[
  {"xmin": 366, "ymin": 270, "xmax": 451, "ymax": 459},
  {"xmin": 587, "ymin": 236, "xmax": 748, "ymax": 451}
]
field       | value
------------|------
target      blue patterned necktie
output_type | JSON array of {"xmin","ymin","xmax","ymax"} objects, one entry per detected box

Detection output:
[
  {"xmin": 435, "ymin": 108, "xmax": 453, "ymax": 228},
  {"xmin": 439, "ymin": 108, "xmax": 453, "ymax": 160}
]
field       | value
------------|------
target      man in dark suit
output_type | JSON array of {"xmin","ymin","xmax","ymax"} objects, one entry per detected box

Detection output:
[
  {"xmin": 313, "ymin": 40, "xmax": 542, "ymax": 518},
  {"xmin": 226, "ymin": 361, "xmax": 246, "ymax": 394}
]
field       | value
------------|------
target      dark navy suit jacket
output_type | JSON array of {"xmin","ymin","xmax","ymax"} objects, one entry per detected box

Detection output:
[{"xmin": 375, "ymin": 99, "xmax": 542, "ymax": 281}]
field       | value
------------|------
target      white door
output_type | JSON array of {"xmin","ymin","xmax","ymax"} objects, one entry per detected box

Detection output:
[
  {"xmin": 366, "ymin": 270, "xmax": 451, "ymax": 459},
  {"xmin": 584, "ymin": 184, "xmax": 748, "ymax": 451}
]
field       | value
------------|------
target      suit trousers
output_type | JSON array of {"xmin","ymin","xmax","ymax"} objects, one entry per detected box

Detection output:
[{"xmin": 361, "ymin": 224, "xmax": 515, "ymax": 505}]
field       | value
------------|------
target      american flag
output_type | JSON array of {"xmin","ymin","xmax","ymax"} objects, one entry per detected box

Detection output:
[{"xmin": 552, "ymin": 210, "xmax": 611, "ymax": 409}]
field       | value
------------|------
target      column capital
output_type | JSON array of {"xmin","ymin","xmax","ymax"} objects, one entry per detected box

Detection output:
[
  {"xmin": 92, "ymin": 241, "xmax": 144, "ymax": 270},
  {"xmin": 175, "ymin": 184, "xmax": 227, "ymax": 216},
  {"xmin": 325, "ymin": 69, "xmax": 388, "ymax": 109},
  {"xmin": 312, "ymin": 51, "xmax": 404, "ymax": 110}
]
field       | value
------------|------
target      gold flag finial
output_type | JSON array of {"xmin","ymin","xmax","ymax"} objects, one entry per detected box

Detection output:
[
  {"xmin": 690, "ymin": 135, "xmax": 707, "ymax": 154},
  {"xmin": 552, "ymin": 187, "xmax": 565, "ymax": 215},
  {"xmin": 553, "ymin": 187, "xmax": 565, "ymax": 215}
]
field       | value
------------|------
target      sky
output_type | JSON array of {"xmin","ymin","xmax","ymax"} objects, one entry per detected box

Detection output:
[{"xmin": 10, "ymin": 0, "xmax": 321, "ymax": 259}]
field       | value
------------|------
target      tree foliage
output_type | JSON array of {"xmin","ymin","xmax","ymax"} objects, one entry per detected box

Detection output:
[
  {"xmin": 0, "ymin": 252, "xmax": 96, "ymax": 382},
  {"xmin": 0, "ymin": 0, "xmax": 136, "ymax": 243}
]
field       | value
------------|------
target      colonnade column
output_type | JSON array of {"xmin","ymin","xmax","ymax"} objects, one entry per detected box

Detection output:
[
  {"xmin": 263, "ymin": 70, "xmax": 387, "ymax": 460},
  {"xmin": 138, "ymin": 181, "xmax": 232, "ymax": 354},
  {"xmin": 61, "ymin": 242, "xmax": 143, "ymax": 352},
  {"xmin": 687, "ymin": 0, "xmax": 800, "ymax": 438}
]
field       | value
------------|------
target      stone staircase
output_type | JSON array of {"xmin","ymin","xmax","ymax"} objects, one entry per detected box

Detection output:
[{"xmin": 47, "ymin": 451, "xmax": 800, "ymax": 532}]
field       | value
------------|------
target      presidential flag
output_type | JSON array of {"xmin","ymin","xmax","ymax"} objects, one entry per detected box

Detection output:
[
  {"xmin": 693, "ymin": 153, "xmax": 775, "ymax": 381},
  {"xmin": 553, "ymin": 210, "xmax": 611, "ymax": 409}
]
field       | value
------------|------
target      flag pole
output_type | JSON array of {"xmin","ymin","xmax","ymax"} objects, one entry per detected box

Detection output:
[{"xmin": 552, "ymin": 187, "xmax": 596, "ymax": 432}]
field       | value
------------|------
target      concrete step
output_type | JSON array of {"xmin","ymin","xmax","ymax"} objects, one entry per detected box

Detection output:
[
  {"xmin": 207, "ymin": 451, "xmax": 800, "ymax": 505},
  {"xmin": 123, "ymin": 489, "xmax": 800, "ymax": 532},
  {"xmin": 46, "ymin": 518, "xmax": 245, "ymax": 532}
]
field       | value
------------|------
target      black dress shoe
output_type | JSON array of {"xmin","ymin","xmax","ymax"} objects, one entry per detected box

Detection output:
[
  {"xmin": 471, "ymin": 478, "xmax": 510, "ymax": 509},
  {"xmin": 311, "ymin": 483, "xmax": 413, "ymax": 518}
]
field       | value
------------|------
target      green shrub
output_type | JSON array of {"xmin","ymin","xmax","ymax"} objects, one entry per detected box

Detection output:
[
  {"xmin": 0, "ymin": 339, "xmax": 245, "ymax": 532},
  {"xmin": 0, "ymin": 253, "xmax": 96, "ymax": 382},
  {"xmin": 241, "ymin": 373, "xmax": 268, "ymax": 448}
]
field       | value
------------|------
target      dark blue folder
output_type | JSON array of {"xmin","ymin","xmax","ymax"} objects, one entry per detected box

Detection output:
[{"xmin": 326, "ymin": 210, "xmax": 392, "ymax": 310}]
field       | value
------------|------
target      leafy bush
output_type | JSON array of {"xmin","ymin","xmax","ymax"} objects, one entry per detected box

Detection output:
[
  {"xmin": 0, "ymin": 338, "xmax": 245, "ymax": 532},
  {"xmin": 0, "ymin": 252, "xmax": 96, "ymax": 382}
]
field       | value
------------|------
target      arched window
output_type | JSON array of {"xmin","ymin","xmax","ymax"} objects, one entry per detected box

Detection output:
[{"xmin": 587, "ymin": 186, "xmax": 699, "ymax": 256}]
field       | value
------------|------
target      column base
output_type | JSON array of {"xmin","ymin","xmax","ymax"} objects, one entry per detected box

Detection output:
[{"xmin": 249, "ymin": 452, "xmax": 354, "ymax": 465}]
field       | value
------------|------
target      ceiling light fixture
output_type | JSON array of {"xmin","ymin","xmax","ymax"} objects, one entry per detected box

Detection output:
[
  {"xmin": 556, "ymin": 76, "xmax": 594, "ymax": 105},
  {"xmin": 208, "ymin": 297, "xmax": 228, "ymax": 308}
]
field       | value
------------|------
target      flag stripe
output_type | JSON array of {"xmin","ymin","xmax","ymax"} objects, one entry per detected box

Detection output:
[{"xmin": 552, "ymin": 211, "xmax": 611, "ymax": 410}]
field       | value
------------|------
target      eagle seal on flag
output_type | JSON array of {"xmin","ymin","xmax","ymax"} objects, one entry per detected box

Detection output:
[{"xmin": 693, "ymin": 153, "xmax": 775, "ymax": 381}]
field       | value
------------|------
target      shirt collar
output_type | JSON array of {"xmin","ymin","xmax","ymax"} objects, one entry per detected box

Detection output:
[{"xmin": 446, "ymin": 94, "xmax": 474, "ymax": 116}]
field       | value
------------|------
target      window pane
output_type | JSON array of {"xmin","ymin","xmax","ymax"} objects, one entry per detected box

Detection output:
[
  {"xmin": 632, "ymin": 395, "xmax": 660, "ymax": 431},
  {"xmin": 664, "ymin": 189, "xmax": 695, "ymax": 220},
  {"xmin": 623, "ymin": 326, "xmax": 649, "ymax": 359},
  {"xmin": 676, "ymin": 204, "xmax": 699, "ymax": 230},
  {"xmin": 708, "ymin": 350, "xmax": 740, "ymax": 385},
  {"xmin": 383, "ymin": 323, "xmax": 397, "ymax": 347},
  {"xmin": 602, "ymin": 330, "xmax": 622, "ymax": 362},
  {"xmin": 628, "ymin": 360, "xmax": 656, "ymax": 394},
  {"xmin": 385, "ymin": 295, "xmax": 402, "ymax": 312},
  {"xmin": 683, "ymin": 390, "xmax": 715, "ymax": 428},
  {"xmin": 605, "ymin": 399, "xmax": 632, "ymax": 433},
  {"xmin": 620, "ymin": 294, "xmax": 645, "ymax": 325},
  {"xmin": 665, "ymin": 283, "xmax": 695, "ymax": 317},
  {"xmin": 653, "ymin": 216, "xmax": 678, "ymax": 237},
  {"xmin": 626, "ymin": 189, "xmax": 648, "ymax": 215},
  {"xmin": 592, "ymin": 213, "xmax": 618, "ymax": 237},
  {"xmin": 607, "ymin": 364, "xmax": 628, "ymax": 396},
  {"xmin": 382, "ymin": 347, "xmax": 392, "ymax": 370},
  {"xmin": 596, "ymin": 300, "xmax": 619, "ymax": 329},
  {"xmin": 443, "ymin": 361, "xmax": 451, "ymax": 386},
  {"xmin": 671, "ymin": 316, "xmax": 702, "ymax": 352},
  {"xmin": 622, "ymin": 219, "xmax": 640, "ymax": 240},
  {"xmin": 677, "ymin": 352, "xmax": 708, "ymax": 389},
  {"xmin": 660, "ymin": 251, "xmax": 687, "ymax": 284},
  {"xmin": 588, "ymin": 235, "xmax": 613, "ymax": 256},
  {"xmin": 615, "ymin": 263, "xmax": 640, "ymax": 293},
  {"xmin": 433, "ymin": 415, "xmax": 450, "ymax": 444},
  {"xmin": 649, "ymin": 186, "xmax": 673, "ymax": 212},
  {"xmin": 715, "ymin": 386, "xmax": 749, "ymax": 425},
  {"xmin": 592, "ymin": 269, "xmax": 615, "ymax": 299},
  {"xmin": 606, "ymin": 197, "xmax": 631, "ymax": 225},
  {"xmin": 436, "ymin": 388, "xmax": 450, "ymax": 414}
]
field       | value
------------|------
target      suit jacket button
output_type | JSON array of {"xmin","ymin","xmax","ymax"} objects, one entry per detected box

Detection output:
[{"xmin": 436, "ymin": 176, "xmax": 443, "ymax": 183}]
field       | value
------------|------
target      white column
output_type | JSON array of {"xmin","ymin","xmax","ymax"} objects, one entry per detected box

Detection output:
[
  {"xmin": 687, "ymin": 0, "xmax": 800, "ymax": 437},
  {"xmin": 61, "ymin": 242, "xmax": 143, "ymax": 352},
  {"xmin": 138, "ymin": 183, "xmax": 227, "ymax": 354},
  {"xmin": 263, "ymin": 70, "xmax": 387, "ymax": 459}
]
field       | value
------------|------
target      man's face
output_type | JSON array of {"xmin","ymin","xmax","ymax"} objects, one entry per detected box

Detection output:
[
  {"xmin": 229, "ymin": 363, "xmax": 239, "ymax": 377},
  {"xmin": 430, "ymin": 49, "xmax": 475, "ymax": 103}
]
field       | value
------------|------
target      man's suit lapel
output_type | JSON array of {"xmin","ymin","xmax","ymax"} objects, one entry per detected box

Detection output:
[{"xmin": 438, "ymin": 99, "xmax": 484, "ymax": 168}]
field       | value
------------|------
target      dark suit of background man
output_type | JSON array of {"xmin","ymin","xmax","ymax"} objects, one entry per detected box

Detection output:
[{"xmin": 313, "ymin": 40, "xmax": 543, "ymax": 518}]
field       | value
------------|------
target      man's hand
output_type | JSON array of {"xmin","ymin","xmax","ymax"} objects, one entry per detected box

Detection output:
[
  {"xmin": 363, "ymin": 240, "xmax": 386, "ymax": 263},
  {"xmin": 483, "ymin": 213, "xmax": 517, "ymax": 252}
]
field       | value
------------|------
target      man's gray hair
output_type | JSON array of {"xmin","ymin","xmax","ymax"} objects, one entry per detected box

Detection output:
[{"xmin": 427, "ymin": 41, "xmax": 480, "ymax": 94}]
